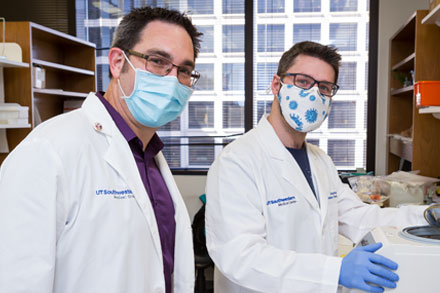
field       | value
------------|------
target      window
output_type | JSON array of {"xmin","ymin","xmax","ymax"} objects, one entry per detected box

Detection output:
[
  {"xmin": 188, "ymin": 0, "xmax": 213, "ymax": 14},
  {"xmin": 89, "ymin": 26, "xmax": 115, "ymax": 49},
  {"xmin": 198, "ymin": 26, "xmax": 214, "ymax": 53},
  {"xmin": 258, "ymin": 24, "xmax": 284, "ymax": 52},
  {"xmin": 223, "ymin": 101, "xmax": 244, "ymax": 128},
  {"xmin": 161, "ymin": 137, "xmax": 181, "ymax": 168},
  {"xmin": 256, "ymin": 100, "xmax": 272, "ymax": 122},
  {"xmin": 189, "ymin": 137, "xmax": 215, "ymax": 166},
  {"xmin": 338, "ymin": 62, "xmax": 357, "ymax": 91},
  {"xmin": 294, "ymin": 0, "xmax": 321, "ymax": 12},
  {"xmin": 145, "ymin": 0, "xmax": 181, "ymax": 10},
  {"xmin": 330, "ymin": 0, "xmax": 358, "ymax": 12},
  {"xmin": 293, "ymin": 24, "xmax": 321, "ymax": 44},
  {"xmin": 329, "ymin": 23, "xmax": 357, "ymax": 51},
  {"xmin": 97, "ymin": 64, "xmax": 110, "ymax": 92},
  {"xmin": 257, "ymin": 63, "xmax": 277, "ymax": 90},
  {"xmin": 77, "ymin": 0, "xmax": 372, "ymax": 172},
  {"xmin": 364, "ymin": 101, "xmax": 367, "ymax": 129},
  {"xmin": 194, "ymin": 63, "xmax": 214, "ymax": 91},
  {"xmin": 365, "ymin": 22, "xmax": 369, "ymax": 51},
  {"xmin": 223, "ymin": 0, "xmax": 244, "ymax": 14},
  {"xmin": 223, "ymin": 63, "xmax": 244, "ymax": 91},
  {"xmin": 188, "ymin": 102, "xmax": 214, "ymax": 128},
  {"xmin": 258, "ymin": 0, "xmax": 284, "ymax": 13},
  {"xmin": 223, "ymin": 25, "xmax": 245, "ymax": 53},
  {"xmin": 365, "ymin": 61, "xmax": 368, "ymax": 91},
  {"xmin": 327, "ymin": 140, "xmax": 355, "ymax": 167},
  {"xmin": 87, "ymin": 0, "xmax": 120, "ymax": 19},
  {"xmin": 328, "ymin": 101, "xmax": 356, "ymax": 128},
  {"xmin": 306, "ymin": 139, "xmax": 319, "ymax": 146}
]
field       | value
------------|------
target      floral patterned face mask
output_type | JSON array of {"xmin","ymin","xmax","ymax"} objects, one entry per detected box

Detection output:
[{"xmin": 278, "ymin": 82, "xmax": 332, "ymax": 132}]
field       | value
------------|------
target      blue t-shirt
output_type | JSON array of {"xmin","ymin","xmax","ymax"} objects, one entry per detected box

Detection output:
[{"xmin": 286, "ymin": 145, "xmax": 316, "ymax": 198}]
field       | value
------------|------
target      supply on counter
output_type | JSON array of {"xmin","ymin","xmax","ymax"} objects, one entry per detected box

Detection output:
[{"xmin": 348, "ymin": 171, "xmax": 440, "ymax": 207}]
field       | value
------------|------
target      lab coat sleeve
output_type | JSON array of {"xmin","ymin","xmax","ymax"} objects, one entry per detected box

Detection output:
[
  {"xmin": 205, "ymin": 152, "xmax": 341, "ymax": 293},
  {"xmin": 0, "ymin": 138, "xmax": 66, "ymax": 293},
  {"xmin": 331, "ymin": 164, "xmax": 427, "ymax": 244}
]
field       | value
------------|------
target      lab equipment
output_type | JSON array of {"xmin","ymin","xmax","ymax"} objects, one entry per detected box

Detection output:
[
  {"xmin": 424, "ymin": 204, "xmax": 440, "ymax": 228},
  {"xmin": 349, "ymin": 225, "xmax": 440, "ymax": 293}
]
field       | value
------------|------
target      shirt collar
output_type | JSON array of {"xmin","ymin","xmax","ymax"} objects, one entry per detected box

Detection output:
[{"xmin": 95, "ymin": 91, "xmax": 164, "ymax": 156}]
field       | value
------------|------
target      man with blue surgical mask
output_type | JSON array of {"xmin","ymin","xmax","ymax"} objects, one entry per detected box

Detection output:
[
  {"xmin": 0, "ymin": 7, "xmax": 200, "ymax": 293},
  {"xmin": 205, "ymin": 41, "xmax": 430, "ymax": 293}
]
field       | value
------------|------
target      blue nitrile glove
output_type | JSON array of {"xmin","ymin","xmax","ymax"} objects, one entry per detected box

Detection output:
[{"xmin": 339, "ymin": 242, "xmax": 399, "ymax": 293}]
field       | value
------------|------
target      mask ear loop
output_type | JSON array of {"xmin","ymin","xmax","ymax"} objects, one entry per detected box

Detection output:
[{"xmin": 118, "ymin": 50, "xmax": 136, "ymax": 99}]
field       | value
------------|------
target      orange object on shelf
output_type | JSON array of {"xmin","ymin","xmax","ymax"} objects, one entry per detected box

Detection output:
[{"xmin": 415, "ymin": 81, "xmax": 440, "ymax": 107}]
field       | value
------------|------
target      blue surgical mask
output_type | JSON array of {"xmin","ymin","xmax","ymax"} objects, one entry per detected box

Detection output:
[{"xmin": 118, "ymin": 51, "xmax": 193, "ymax": 128}]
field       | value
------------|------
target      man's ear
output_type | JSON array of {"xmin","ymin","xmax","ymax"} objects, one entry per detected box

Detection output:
[
  {"xmin": 271, "ymin": 74, "xmax": 281, "ymax": 98},
  {"xmin": 108, "ymin": 48, "xmax": 125, "ymax": 79}
]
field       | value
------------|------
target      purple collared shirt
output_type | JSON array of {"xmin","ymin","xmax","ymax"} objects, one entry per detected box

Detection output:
[{"xmin": 96, "ymin": 92, "xmax": 176, "ymax": 293}]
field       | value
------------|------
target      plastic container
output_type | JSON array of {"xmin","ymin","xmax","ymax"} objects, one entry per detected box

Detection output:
[{"xmin": 415, "ymin": 81, "xmax": 440, "ymax": 107}]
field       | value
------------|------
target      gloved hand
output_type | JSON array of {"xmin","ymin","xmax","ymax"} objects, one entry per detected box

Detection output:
[{"xmin": 339, "ymin": 242, "xmax": 399, "ymax": 293}]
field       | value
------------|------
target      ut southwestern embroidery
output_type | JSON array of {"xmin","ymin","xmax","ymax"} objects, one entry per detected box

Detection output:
[
  {"xmin": 328, "ymin": 191, "xmax": 338, "ymax": 200},
  {"xmin": 95, "ymin": 189, "xmax": 134, "ymax": 199},
  {"xmin": 267, "ymin": 196, "xmax": 297, "ymax": 207}
]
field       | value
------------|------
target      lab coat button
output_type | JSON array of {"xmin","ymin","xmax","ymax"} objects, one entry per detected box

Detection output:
[
  {"xmin": 94, "ymin": 122, "xmax": 103, "ymax": 131},
  {"xmin": 154, "ymin": 287, "xmax": 164, "ymax": 293}
]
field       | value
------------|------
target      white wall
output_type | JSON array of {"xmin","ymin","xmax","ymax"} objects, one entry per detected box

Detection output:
[
  {"xmin": 375, "ymin": 0, "xmax": 430, "ymax": 175},
  {"xmin": 174, "ymin": 175, "xmax": 207, "ymax": 221}
]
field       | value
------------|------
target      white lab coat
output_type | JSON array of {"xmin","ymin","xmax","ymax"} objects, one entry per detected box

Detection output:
[
  {"xmin": 205, "ymin": 115, "xmax": 426, "ymax": 293},
  {"xmin": 0, "ymin": 93, "xmax": 194, "ymax": 293}
]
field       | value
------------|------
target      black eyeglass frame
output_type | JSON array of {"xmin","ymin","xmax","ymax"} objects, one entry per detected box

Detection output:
[
  {"xmin": 280, "ymin": 73, "xmax": 340, "ymax": 97},
  {"xmin": 126, "ymin": 49, "xmax": 201, "ymax": 87}
]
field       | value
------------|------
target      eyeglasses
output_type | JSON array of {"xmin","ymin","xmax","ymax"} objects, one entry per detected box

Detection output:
[
  {"xmin": 126, "ymin": 49, "xmax": 200, "ymax": 87},
  {"xmin": 280, "ymin": 73, "xmax": 339, "ymax": 97}
]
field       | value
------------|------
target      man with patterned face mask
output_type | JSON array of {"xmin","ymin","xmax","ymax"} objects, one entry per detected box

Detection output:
[
  {"xmin": 0, "ymin": 7, "xmax": 200, "ymax": 293},
  {"xmin": 205, "ymin": 41, "xmax": 430, "ymax": 293}
]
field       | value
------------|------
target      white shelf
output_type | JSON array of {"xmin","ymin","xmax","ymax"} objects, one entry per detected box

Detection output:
[
  {"xmin": 33, "ymin": 59, "xmax": 94, "ymax": 76},
  {"xmin": 422, "ymin": 5, "xmax": 440, "ymax": 25},
  {"xmin": 33, "ymin": 88, "xmax": 88, "ymax": 98},
  {"xmin": 419, "ymin": 106, "xmax": 440, "ymax": 119},
  {"xmin": 0, "ymin": 123, "xmax": 31, "ymax": 129},
  {"xmin": 0, "ymin": 58, "xmax": 29, "ymax": 68}
]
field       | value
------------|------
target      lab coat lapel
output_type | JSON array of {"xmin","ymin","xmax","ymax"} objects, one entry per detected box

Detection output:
[
  {"xmin": 104, "ymin": 137, "xmax": 162, "ymax": 252},
  {"xmin": 308, "ymin": 148, "xmax": 328, "ymax": 225},
  {"xmin": 257, "ymin": 115, "xmax": 320, "ymax": 211},
  {"xmin": 280, "ymin": 154, "xmax": 320, "ymax": 210},
  {"xmin": 82, "ymin": 93, "xmax": 163, "ymax": 257}
]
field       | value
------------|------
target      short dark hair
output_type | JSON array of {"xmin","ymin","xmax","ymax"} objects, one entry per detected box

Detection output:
[
  {"xmin": 112, "ymin": 6, "xmax": 202, "ymax": 60},
  {"xmin": 277, "ymin": 41, "xmax": 341, "ymax": 83}
]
